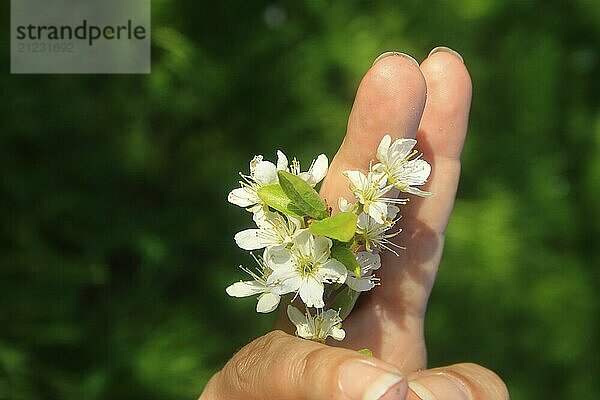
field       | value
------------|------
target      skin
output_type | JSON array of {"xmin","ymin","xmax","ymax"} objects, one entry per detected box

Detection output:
[{"xmin": 201, "ymin": 48, "xmax": 509, "ymax": 400}]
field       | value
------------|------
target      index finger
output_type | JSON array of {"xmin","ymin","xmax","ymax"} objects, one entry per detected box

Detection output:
[{"xmin": 319, "ymin": 52, "xmax": 427, "ymax": 209}]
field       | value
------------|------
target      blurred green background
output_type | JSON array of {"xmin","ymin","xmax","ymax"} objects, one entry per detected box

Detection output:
[{"xmin": 1, "ymin": 0, "xmax": 599, "ymax": 399}]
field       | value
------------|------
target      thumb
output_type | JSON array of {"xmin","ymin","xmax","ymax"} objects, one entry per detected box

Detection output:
[
  {"xmin": 200, "ymin": 330, "xmax": 408, "ymax": 400},
  {"xmin": 406, "ymin": 363, "xmax": 509, "ymax": 400}
]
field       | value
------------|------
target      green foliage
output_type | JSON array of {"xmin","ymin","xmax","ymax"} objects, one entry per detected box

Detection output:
[
  {"xmin": 277, "ymin": 171, "xmax": 328, "ymax": 220},
  {"xmin": 0, "ymin": 1, "xmax": 598, "ymax": 399},
  {"xmin": 331, "ymin": 242, "xmax": 362, "ymax": 277},
  {"xmin": 309, "ymin": 212, "xmax": 358, "ymax": 242},
  {"xmin": 357, "ymin": 349, "xmax": 373, "ymax": 357},
  {"xmin": 329, "ymin": 285, "xmax": 361, "ymax": 321},
  {"xmin": 257, "ymin": 184, "xmax": 303, "ymax": 217}
]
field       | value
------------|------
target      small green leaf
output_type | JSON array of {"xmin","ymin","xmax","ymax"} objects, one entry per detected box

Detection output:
[
  {"xmin": 309, "ymin": 212, "xmax": 357, "ymax": 242},
  {"xmin": 357, "ymin": 348, "xmax": 373, "ymax": 357},
  {"xmin": 277, "ymin": 171, "xmax": 328, "ymax": 220},
  {"xmin": 329, "ymin": 285, "xmax": 360, "ymax": 320},
  {"xmin": 331, "ymin": 244, "xmax": 361, "ymax": 277},
  {"xmin": 257, "ymin": 184, "xmax": 303, "ymax": 217}
]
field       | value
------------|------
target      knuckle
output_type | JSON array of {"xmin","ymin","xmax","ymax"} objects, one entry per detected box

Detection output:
[
  {"xmin": 300, "ymin": 347, "xmax": 340, "ymax": 394},
  {"xmin": 223, "ymin": 331, "xmax": 287, "ymax": 391}
]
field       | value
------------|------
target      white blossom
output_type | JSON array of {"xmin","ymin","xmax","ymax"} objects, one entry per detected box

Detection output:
[
  {"xmin": 277, "ymin": 150, "xmax": 329, "ymax": 187},
  {"xmin": 357, "ymin": 205, "xmax": 402, "ymax": 253},
  {"xmin": 338, "ymin": 197, "xmax": 357, "ymax": 213},
  {"xmin": 346, "ymin": 251, "xmax": 381, "ymax": 292},
  {"xmin": 287, "ymin": 305, "xmax": 345, "ymax": 342},
  {"xmin": 226, "ymin": 135, "xmax": 433, "ymax": 343},
  {"xmin": 375, "ymin": 134, "xmax": 432, "ymax": 197},
  {"xmin": 265, "ymin": 230, "xmax": 347, "ymax": 308},
  {"xmin": 227, "ymin": 153, "xmax": 288, "ymax": 212},
  {"xmin": 228, "ymin": 151, "xmax": 329, "ymax": 212},
  {"xmin": 234, "ymin": 208, "xmax": 303, "ymax": 250},
  {"xmin": 344, "ymin": 170, "xmax": 405, "ymax": 224},
  {"xmin": 225, "ymin": 260, "xmax": 283, "ymax": 313}
]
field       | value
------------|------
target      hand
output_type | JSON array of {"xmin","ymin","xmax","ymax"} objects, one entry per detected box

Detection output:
[{"xmin": 201, "ymin": 47, "xmax": 509, "ymax": 400}]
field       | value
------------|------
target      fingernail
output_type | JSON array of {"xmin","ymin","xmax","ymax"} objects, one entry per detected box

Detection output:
[
  {"xmin": 373, "ymin": 51, "xmax": 419, "ymax": 67},
  {"xmin": 408, "ymin": 373, "xmax": 470, "ymax": 400},
  {"xmin": 428, "ymin": 46, "xmax": 464, "ymax": 63},
  {"xmin": 340, "ymin": 361, "xmax": 406, "ymax": 400}
]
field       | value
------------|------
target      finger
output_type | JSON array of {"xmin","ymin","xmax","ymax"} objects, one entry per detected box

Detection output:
[
  {"xmin": 379, "ymin": 47, "xmax": 472, "ymax": 319},
  {"xmin": 407, "ymin": 363, "xmax": 509, "ymax": 400},
  {"xmin": 200, "ymin": 330, "xmax": 408, "ymax": 400},
  {"xmin": 405, "ymin": 46, "xmax": 473, "ymax": 235},
  {"xmin": 341, "ymin": 48, "xmax": 472, "ymax": 372},
  {"xmin": 320, "ymin": 52, "xmax": 427, "ymax": 210}
]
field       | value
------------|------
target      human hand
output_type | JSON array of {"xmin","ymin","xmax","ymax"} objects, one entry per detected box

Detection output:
[{"xmin": 201, "ymin": 47, "xmax": 509, "ymax": 399}]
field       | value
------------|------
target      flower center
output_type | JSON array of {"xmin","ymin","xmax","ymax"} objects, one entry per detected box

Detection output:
[{"xmin": 296, "ymin": 256, "xmax": 318, "ymax": 277}]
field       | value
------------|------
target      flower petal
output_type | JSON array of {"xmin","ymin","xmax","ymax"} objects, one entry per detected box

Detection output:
[
  {"xmin": 227, "ymin": 187, "xmax": 259, "ymax": 207},
  {"xmin": 287, "ymin": 305, "xmax": 306, "ymax": 325},
  {"xmin": 312, "ymin": 236, "xmax": 332, "ymax": 263},
  {"xmin": 251, "ymin": 207, "xmax": 268, "ymax": 228},
  {"xmin": 402, "ymin": 159, "xmax": 431, "ymax": 185},
  {"xmin": 367, "ymin": 201, "xmax": 387, "ymax": 224},
  {"xmin": 225, "ymin": 281, "xmax": 265, "ymax": 297},
  {"xmin": 253, "ymin": 160, "xmax": 278, "ymax": 185},
  {"xmin": 299, "ymin": 277, "xmax": 325, "ymax": 308},
  {"xmin": 346, "ymin": 275, "xmax": 376, "ymax": 292},
  {"xmin": 356, "ymin": 251, "xmax": 381, "ymax": 271},
  {"xmin": 343, "ymin": 170, "xmax": 368, "ymax": 191},
  {"xmin": 376, "ymin": 134, "xmax": 392, "ymax": 163},
  {"xmin": 389, "ymin": 138, "xmax": 416, "ymax": 161},
  {"xmin": 356, "ymin": 212, "xmax": 370, "ymax": 230},
  {"xmin": 330, "ymin": 326, "xmax": 346, "ymax": 341},
  {"xmin": 233, "ymin": 229, "xmax": 270, "ymax": 250},
  {"xmin": 319, "ymin": 259, "xmax": 347, "ymax": 283},
  {"xmin": 271, "ymin": 273, "xmax": 302, "ymax": 294},
  {"xmin": 276, "ymin": 150, "xmax": 289, "ymax": 171},
  {"xmin": 386, "ymin": 205, "xmax": 400, "ymax": 220},
  {"xmin": 321, "ymin": 308, "xmax": 339, "ymax": 320},
  {"xmin": 288, "ymin": 216, "xmax": 304, "ymax": 233},
  {"xmin": 293, "ymin": 230, "xmax": 313, "ymax": 257},
  {"xmin": 309, "ymin": 154, "xmax": 328, "ymax": 185},
  {"xmin": 338, "ymin": 197, "xmax": 352, "ymax": 212},
  {"xmin": 264, "ymin": 246, "xmax": 294, "ymax": 270},
  {"xmin": 249, "ymin": 155, "xmax": 264, "ymax": 174},
  {"xmin": 370, "ymin": 168, "xmax": 389, "ymax": 188},
  {"xmin": 256, "ymin": 292, "xmax": 280, "ymax": 313},
  {"xmin": 287, "ymin": 306, "xmax": 313, "ymax": 339},
  {"xmin": 298, "ymin": 171, "xmax": 313, "ymax": 184},
  {"xmin": 403, "ymin": 186, "xmax": 433, "ymax": 197}
]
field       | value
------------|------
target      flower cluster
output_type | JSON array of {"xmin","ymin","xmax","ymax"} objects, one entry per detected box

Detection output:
[{"xmin": 226, "ymin": 135, "xmax": 431, "ymax": 342}]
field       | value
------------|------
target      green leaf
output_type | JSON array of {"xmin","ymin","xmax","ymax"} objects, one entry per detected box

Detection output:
[
  {"xmin": 257, "ymin": 184, "xmax": 303, "ymax": 217},
  {"xmin": 330, "ymin": 244, "xmax": 361, "ymax": 277},
  {"xmin": 277, "ymin": 171, "xmax": 328, "ymax": 220},
  {"xmin": 309, "ymin": 212, "xmax": 357, "ymax": 242},
  {"xmin": 329, "ymin": 285, "xmax": 360, "ymax": 320},
  {"xmin": 357, "ymin": 348, "xmax": 373, "ymax": 357}
]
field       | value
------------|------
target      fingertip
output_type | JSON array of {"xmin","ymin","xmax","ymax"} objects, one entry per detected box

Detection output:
[
  {"xmin": 417, "ymin": 46, "xmax": 472, "ymax": 161},
  {"xmin": 320, "ymin": 51, "xmax": 428, "ymax": 212},
  {"xmin": 344, "ymin": 53, "xmax": 427, "ymax": 163},
  {"xmin": 373, "ymin": 51, "xmax": 420, "ymax": 67},
  {"xmin": 421, "ymin": 48, "xmax": 472, "ymax": 99},
  {"xmin": 339, "ymin": 359, "xmax": 407, "ymax": 400},
  {"xmin": 428, "ymin": 46, "xmax": 464, "ymax": 64},
  {"xmin": 407, "ymin": 363, "xmax": 509, "ymax": 400},
  {"xmin": 366, "ymin": 52, "xmax": 427, "ymax": 110}
]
